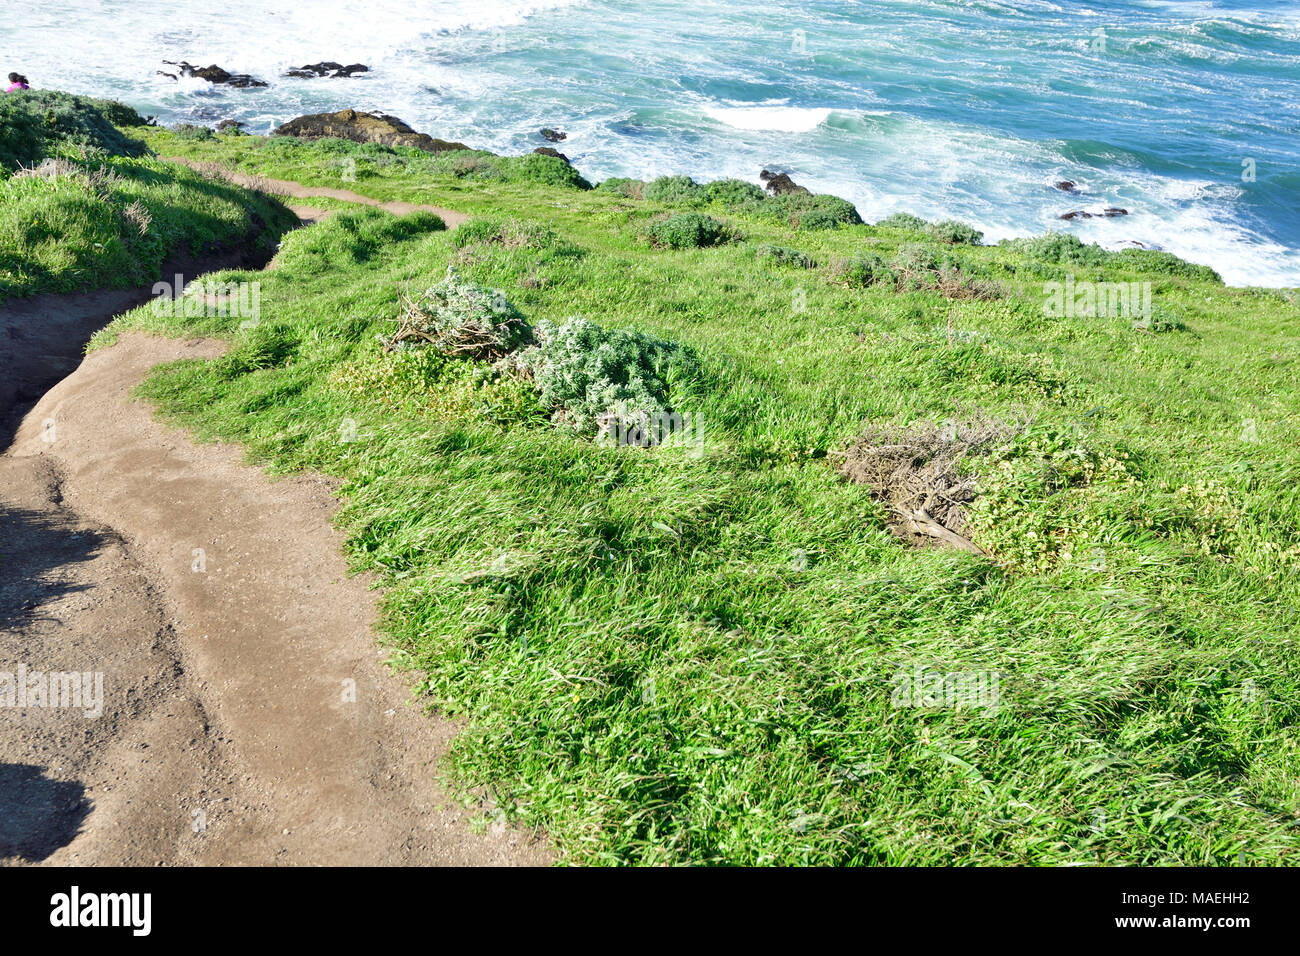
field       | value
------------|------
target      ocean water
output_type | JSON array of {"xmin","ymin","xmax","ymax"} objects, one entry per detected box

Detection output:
[{"xmin": 4, "ymin": 0, "xmax": 1298, "ymax": 286}]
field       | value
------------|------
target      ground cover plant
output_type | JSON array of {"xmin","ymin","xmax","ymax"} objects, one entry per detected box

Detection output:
[{"xmin": 84, "ymin": 118, "xmax": 1300, "ymax": 866}]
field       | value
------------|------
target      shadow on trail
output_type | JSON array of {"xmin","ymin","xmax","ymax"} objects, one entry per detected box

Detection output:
[{"xmin": 0, "ymin": 763, "xmax": 90, "ymax": 862}]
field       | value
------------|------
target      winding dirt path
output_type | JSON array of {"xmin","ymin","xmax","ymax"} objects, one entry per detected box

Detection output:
[
  {"xmin": 0, "ymin": 174, "xmax": 549, "ymax": 865},
  {"xmin": 163, "ymin": 156, "xmax": 471, "ymax": 227}
]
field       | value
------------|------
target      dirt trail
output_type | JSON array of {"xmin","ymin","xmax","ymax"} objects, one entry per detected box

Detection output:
[
  {"xmin": 0, "ymin": 247, "xmax": 276, "ymax": 445},
  {"xmin": 163, "ymin": 156, "xmax": 471, "ymax": 227},
  {"xmin": 0, "ymin": 334, "xmax": 549, "ymax": 865},
  {"xmin": 0, "ymin": 170, "xmax": 547, "ymax": 866}
]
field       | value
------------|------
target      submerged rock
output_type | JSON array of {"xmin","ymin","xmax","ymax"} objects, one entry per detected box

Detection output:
[
  {"xmin": 285, "ymin": 62, "xmax": 370, "ymax": 78},
  {"xmin": 161, "ymin": 61, "xmax": 268, "ymax": 88},
  {"xmin": 540, "ymin": 127, "xmax": 567, "ymax": 142},
  {"xmin": 760, "ymin": 169, "xmax": 810, "ymax": 196},
  {"xmin": 1054, "ymin": 180, "xmax": 1080, "ymax": 193},
  {"xmin": 1059, "ymin": 207, "xmax": 1129, "ymax": 220},
  {"xmin": 273, "ymin": 109, "xmax": 469, "ymax": 152}
]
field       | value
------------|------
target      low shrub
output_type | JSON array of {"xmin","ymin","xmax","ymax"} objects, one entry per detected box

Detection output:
[
  {"xmin": 926, "ymin": 219, "xmax": 984, "ymax": 245},
  {"xmin": 772, "ymin": 192, "xmax": 863, "ymax": 230},
  {"xmin": 647, "ymin": 213, "xmax": 733, "ymax": 249},
  {"xmin": 380, "ymin": 267, "xmax": 534, "ymax": 359},
  {"xmin": 890, "ymin": 242, "xmax": 940, "ymax": 277},
  {"xmin": 875, "ymin": 212, "xmax": 928, "ymax": 231},
  {"xmin": 756, "ymin": 244, "xmax": 816, "ymax": 268},
  {"xmin": 1004, "ymin": 232, "xmax": 1113, "ymax": 267},
  {"xmin": 1118, "ymin": 248, "xmax": 1222, "ymax": 284},
  {"xmin": 833, "ymin": 253, "xmax": 895, "ymax": 287},
  {"xmin": 706, "ymin": 178, "xmax": 767, "ymax": 209},
  {"xmin": 644, "ymin": 175, "xmax": 705, "ymax": 207},
  {"xmin": 521, "ymin": 315, "xmax": 699, "ymax": 437},
  {"xmin": 501, "ymin": 151, "xmax": 592, "ymax": 190},
  {"xmin": 171, "ymin": 123, "xmax": 215, "ymax": 141},
  {"xmin": 597, "ymin": 177, "xmax": 646, "ymax": 199}
]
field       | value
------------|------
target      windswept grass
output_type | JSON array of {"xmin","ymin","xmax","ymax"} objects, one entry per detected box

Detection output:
[{"xmin": 92, "ymin": 119, "xmax": 1300, "ymax": 865}]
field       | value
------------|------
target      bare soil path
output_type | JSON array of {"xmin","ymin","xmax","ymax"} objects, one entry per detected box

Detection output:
[
  {"xmin": 162, "ymin": 156, "xmax": 471, "ymax": 227},
  {"xmin": 0, "ymin": 173, "xmax": 549, "ymax": 865}
]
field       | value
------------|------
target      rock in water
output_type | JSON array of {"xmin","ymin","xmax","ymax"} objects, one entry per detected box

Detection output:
[
  {"xmin": 1059, "ymin": 207, "xmax": 1130, "ymax": 220},
  {"xmin": 285, "ymin": 62, "xmax": 370, "ymax": 78},
  {"xmin": 540, "ymin": 127, "xmax": 567, "ymax": 142},
  {"xmin": 162, "ymin": 61, "xmax": 268, "ymax": 88},
  {"xmin": 273, "ymin": 109, "xmax": 470, "ymax": 152},
  {"xmin": 759, "ymin": 169, "xmax": 810, "ymax": 196},
  {"xmin": 533, "ymin": 146, "xmax": 570, "ymax": 163},
  {"xmin": 1054, "ymin": 180, "xmax": 1079, "ymax": 193}
]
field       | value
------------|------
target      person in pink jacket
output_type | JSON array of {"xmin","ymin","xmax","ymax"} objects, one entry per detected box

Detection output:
[{"xmin": 6, "ymin": 73, "xmax": 31, "ymax": 92}]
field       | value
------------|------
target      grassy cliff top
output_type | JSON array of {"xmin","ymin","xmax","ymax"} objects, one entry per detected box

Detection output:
[{"xmin": 40, "ymin": 107, "xmax": 1300, "ymax": 863}]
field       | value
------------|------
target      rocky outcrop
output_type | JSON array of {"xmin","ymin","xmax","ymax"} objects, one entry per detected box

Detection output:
[
  {"xmin": 272, "ymin": 109, "xmax": 469, "ymax": 152},
  {"xmin": 533, "ymin": 146, "xmax": 570, "ymax": 163},
  {"xmin": 1054, "ymin": 180, "xmax": 1080, "ymax": 193},
  {"xmin": 540, "ymin": 128, "xmax": 567, "ymax": 142},
  {"xmin": 760, "ymin": 169, "xmax": 810, "ymax": 196},
  {"xmin": 285, "ymin": 62, "xmax": 370, "ymax": 79},
  {"xmin": 1059, "ymin": 207, "xmax": 1128, "ymax": 220},
  {"xmin": 160, "ymin": 61, "xmax": 268, "ymax": 88}
]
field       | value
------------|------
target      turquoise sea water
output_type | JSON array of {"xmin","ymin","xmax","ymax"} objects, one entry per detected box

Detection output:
[{"xmin": 4, "ymin": 0, "xmax": 1298, "ymax": 285}]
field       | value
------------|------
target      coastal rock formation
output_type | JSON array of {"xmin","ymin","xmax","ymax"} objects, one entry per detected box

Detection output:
[
  {"xmin": 760, "ymin": 169, "xmax": 810, "ymax": 196},
  {"xmin": 533, "ymin": 146, "xmax": 570, "ymax": 163},
  {"xmin": 540, "ymin": 127, "xmax": 567, "ymax": 142},
  {"xmin": 1054, "ymin": 180, "xmax": 1080, "ymax": 193},
  {"xmin": 1059, "ymin": 207, "xmax": 1129, "ymax": 220},
  {"xmin": 215, "ymin": 119, "xmax": 246, "ymax": 132},
  {"xmin": 273, "ymin": 109, "xmax": 469, "ymax": 152},
  {"xmin": 285, "ymin": 62, "xmax": 370, "ymax": 79},
  {"xmin": 160, "ymin": 61, "xmax": 268, "ymax": 88}
]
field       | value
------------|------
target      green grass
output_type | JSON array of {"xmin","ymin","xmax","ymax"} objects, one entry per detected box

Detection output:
[
  {"xmin": 0, "ymin": 88, "xmax": 152, "ymax": 169},
  {"xmin": 89, "ymin": 127, "xmax": 1300, "ymax": 866},
  {"xmin": 0, "ymin": 155, "xmax": 298, "ymax": 300},
  {"xmin": 0, "ymin": 93, "xmax": 299, "ymax": 301}
]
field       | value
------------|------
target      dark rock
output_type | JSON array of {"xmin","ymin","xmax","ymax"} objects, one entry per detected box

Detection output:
[
  {"xmin": 760, "ymin": 169, "xmax": 810, "ymax": 196},
  {"xmin": 162, "ymin": 61, "xmax": 268, "ymax": 88},
  {"xmin": 215, "ymin": 119, "xmax": 246, "ymax": 133},
  {"xmin": 540, "ymin": 127, "xmax": 567, "ymax": 142},
  {"xmin": 1059, "ymin": 207, "xmax": 1130, "ymax": 221},
  {"xmin": 286, "ymin": 61, "xmax": 369, "ymax": 79},
  {"xmin": 272, "ymin": 109, "xmax": 470, "ymax": 152},
  {"xmin": 533, "ymin": 146, "xmax": 570, "ymax": 163},
  {"xmin": 1054, "ymin": 180, "xmax": 1079, "ymax": 193}
]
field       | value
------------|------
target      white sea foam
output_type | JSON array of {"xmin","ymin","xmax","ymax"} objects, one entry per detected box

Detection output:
[
  {"xmin": 702, "ymin": 105, "xmax": 834, "ymax": 133},
  {"xmin": 3, "ymin": 0, "xmax": 1296, "ymax": 286}
]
